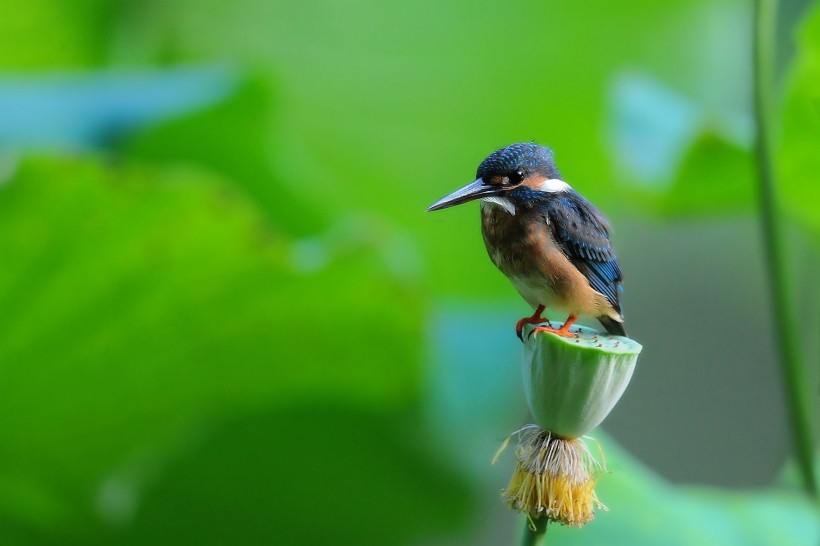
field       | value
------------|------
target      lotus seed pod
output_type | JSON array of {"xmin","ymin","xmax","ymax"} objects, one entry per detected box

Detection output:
[{"xmin": 520, "ymin": 322, "xmax": 641, "ymax": 438}]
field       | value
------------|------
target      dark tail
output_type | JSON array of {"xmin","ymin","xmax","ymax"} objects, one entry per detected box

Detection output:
[{"xmin": 598, "ymin": 316, "xmax": 627, "ymax": 337}]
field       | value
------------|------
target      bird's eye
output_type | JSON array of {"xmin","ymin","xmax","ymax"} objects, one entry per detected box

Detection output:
[{"xmin": 508, "ymin": 169, "xmax": 525, "ymax": 184}]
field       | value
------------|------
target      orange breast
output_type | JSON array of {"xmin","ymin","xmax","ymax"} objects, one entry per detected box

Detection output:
[{"xmin": 480, "ymin": 204, "xmax": 615, "ymax": 317}]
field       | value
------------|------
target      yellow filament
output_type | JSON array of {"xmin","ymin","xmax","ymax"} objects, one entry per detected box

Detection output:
[{"xmin": 500, "ymin": 430, "xmax": 606, "ymax": 526}]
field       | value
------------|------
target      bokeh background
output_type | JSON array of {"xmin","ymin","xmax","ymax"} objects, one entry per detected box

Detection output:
[{"xmin": 1, "ymin": 0, "xmax": 818, "ymax": 544}]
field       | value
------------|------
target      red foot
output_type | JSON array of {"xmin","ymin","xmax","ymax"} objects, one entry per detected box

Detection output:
[
  {"xmin": 531, "ymin": 315, "xmax": 578, "ymax": 339},
  {"xmin": 516, "ymin": 305, "xmax": 547, "ymax": 340}
]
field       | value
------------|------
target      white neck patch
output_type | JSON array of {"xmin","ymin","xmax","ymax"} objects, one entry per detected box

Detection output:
[
  {"xmin": 539, "ymin": 178, "xmax": 571, "ymax": 193},
  {"xmin": 480, "ymin": 196, "xmax": 516, "ymax": 215}
]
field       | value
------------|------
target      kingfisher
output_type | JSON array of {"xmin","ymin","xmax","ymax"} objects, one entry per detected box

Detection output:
[{"xmin": 427, "ymin": 142, "xmax": 626, "ymax": 339}]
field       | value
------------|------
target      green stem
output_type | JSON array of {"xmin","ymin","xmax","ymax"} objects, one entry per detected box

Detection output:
[
  {"xmin": 752, "ymin": 0, "xmax": 818, "ymax": 497},
  {"xmin": 520, "ymin": 518, "xmax": 547, "ymax": 546}
]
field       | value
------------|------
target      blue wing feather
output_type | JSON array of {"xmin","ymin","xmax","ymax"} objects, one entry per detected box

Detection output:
[{"xmin": 542, "ymin": 191, "xmax": 623, "ymax": 315}]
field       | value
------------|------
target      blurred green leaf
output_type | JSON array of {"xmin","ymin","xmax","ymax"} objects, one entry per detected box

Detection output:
[
  {"xmin": 658, "ymin": 134, "xmax": 755, "ymax": 217},
  {"xmin": 605, "ymin": 70, "xmax": 757, "ymax": 218},
  {"xmin": 0, "ymin": 156, "xmax": 449, "ymax": 540},
  {"xmin": 120, "ymin": 76, "xmax": 327, "ymax": 238},
  {"xmin": 780, "ymin": 3, "xmax": 820, "ymax": 243},
  {"xmin": 0, "ymin": 0, "xmax": 115, "ymax": 69},
  {"xmin": 94, "ymin": 406, "xmax": 471, "ymax": 546},
  {"xmin": 0, "ymin": 68, "xmax": 236, "ymax": 150},
  {"xmin": 535, "ymin": 434, "xmax": 819, "ymax": 545},
  {"xmin": 607, "ymin": 71, "xmax": 704, "ymax": 187}
]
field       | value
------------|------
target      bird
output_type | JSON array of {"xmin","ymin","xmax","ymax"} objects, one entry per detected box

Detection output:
[{"xmin": 426, "ymin": 142, "xmax": 626, "ymax": 339}]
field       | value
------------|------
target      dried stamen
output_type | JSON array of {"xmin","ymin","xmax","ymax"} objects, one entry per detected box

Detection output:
[{"xmin": 500, "ymin": 427, "xmax": 606, "ymax": 526}]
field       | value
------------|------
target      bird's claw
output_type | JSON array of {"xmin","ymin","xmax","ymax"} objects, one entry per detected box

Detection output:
[
  {"xmin": 515, "ymin": 318, "xmax": 530, "ymax": 341},
  {"xmin": 516, "ymin": 318, "xmax": 543, "ymax": 341},
  {"xmin": 529, "ymin": 324, "xmax": 576, "ymax": 339},
  {"xmin": 516, "ymin": 306, "xmax": 547, "ymax": 341}
]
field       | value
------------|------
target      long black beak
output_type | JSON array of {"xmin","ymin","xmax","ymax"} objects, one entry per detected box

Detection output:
[{"xmin": 426, "ymin": 178, "xmax": 499, "ymax": 212}]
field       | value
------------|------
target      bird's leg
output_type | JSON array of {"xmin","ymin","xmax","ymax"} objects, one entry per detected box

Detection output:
[
  {"xmin": 516, "ymin": 305, "xmax": 547, "ymax": 340},
  {"xmin": 531, "ymin": 314, "xmax": 578, "ymax": 339}
]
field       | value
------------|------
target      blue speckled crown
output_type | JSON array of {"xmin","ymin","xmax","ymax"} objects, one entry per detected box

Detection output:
[{"xmin": 477, "ymin": 142, "xmax": 560, "ymax": 180}]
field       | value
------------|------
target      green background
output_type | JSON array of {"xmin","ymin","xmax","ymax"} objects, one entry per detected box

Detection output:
[{"xmin": 0, "ymin": 0, "xmax": 818, "ymax": 544}]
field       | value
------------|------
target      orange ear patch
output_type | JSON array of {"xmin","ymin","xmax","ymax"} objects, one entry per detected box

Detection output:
[{"xmin": 521, "ymin": 175, "xmax": 547, "ymax": 190}]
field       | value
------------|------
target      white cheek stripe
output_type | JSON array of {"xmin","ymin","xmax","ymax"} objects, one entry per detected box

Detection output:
[
  {"xmin": 539, "ymin": 178, "xmax": 571, "ymax": 192},
  {"xmin": 480, "ymin": 196, "xmax": 516, "ymax": 215}
]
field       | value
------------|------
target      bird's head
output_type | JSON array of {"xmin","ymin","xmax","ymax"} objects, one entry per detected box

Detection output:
[{"xmin": 426, "ymin": 142, "xmax": 568, "ymax": 215}]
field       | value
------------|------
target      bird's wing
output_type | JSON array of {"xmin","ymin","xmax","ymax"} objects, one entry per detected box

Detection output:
[{"xmin": 542, "ymin": 191, "xmax": 623, "ymax": 314}]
